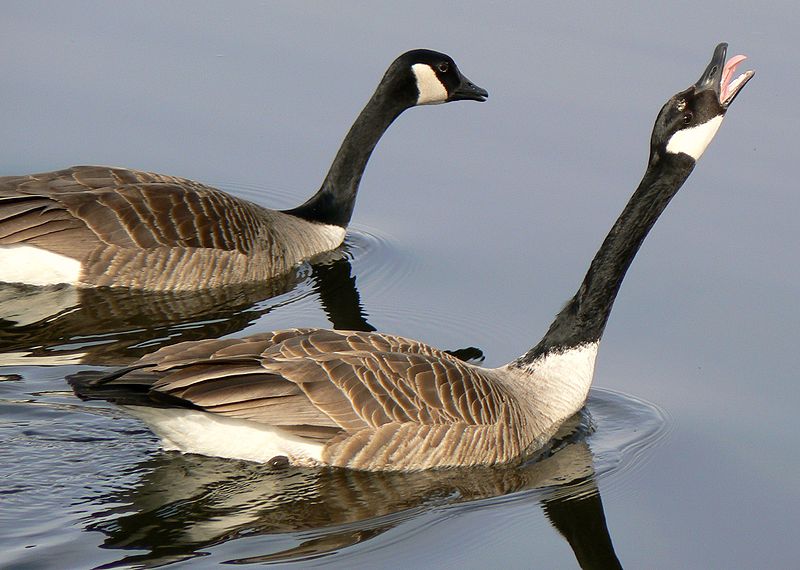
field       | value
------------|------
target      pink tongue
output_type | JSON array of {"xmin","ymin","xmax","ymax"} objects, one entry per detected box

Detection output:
[{"xmin": 721, "ymin": 54, "xmax": 748, "ymax": 101}]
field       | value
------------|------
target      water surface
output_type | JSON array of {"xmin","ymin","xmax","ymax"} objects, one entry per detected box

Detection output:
[{"xmin": 2, "ymin": 2, "xmax": 798, "ymax": 568}]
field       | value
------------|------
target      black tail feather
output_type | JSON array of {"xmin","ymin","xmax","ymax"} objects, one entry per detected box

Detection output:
[
  {"xmin": 66, "ymin": 363, "xmax": 196, "ymax": 409},
  {"xmin": 76, "ymin": 362, "xmax": 159, "ymax": 387}
]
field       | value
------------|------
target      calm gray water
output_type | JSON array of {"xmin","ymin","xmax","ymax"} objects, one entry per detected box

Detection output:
[{"xmin": 2, "ymin": 2, "xmax": 798, "ymax": 568}]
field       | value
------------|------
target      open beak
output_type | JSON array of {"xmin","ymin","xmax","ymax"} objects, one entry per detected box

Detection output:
[{"xmin": 695, "ymin": 42, "xmax": 755, "ymax": 108}]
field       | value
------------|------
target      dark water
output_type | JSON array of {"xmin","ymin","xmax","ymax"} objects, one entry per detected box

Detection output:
[{"xmin": 2, "ymin": 2, "xmax": 799, "ymax": 569}]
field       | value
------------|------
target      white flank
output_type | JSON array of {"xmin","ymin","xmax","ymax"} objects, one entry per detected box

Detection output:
[
  {"xmin": 411, "ymin": 63, "xmax": 448, "ymax": 105},
  {"xmin": 0, "ymin": 245, "xmax": 81, "ymax": 286},
  {"xmin": 665, "ymin": 115, "xmax": 724, "ymax": 160},
  {"xmin": 123, "ymin": 406, "xmax": 325, "ymax": 465},
  {"xmin": 505, "ymin": 342, "xmax": 600, "ymax": 425}
]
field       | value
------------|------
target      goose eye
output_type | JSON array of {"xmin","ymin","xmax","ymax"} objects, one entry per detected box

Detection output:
[
  {"xmin": 437, "ymin": 62, "xmax": 449, "ymax": 73},
  {"xmin": 683, "ymin": 112, "xmax": 693, "ymax": 125}
]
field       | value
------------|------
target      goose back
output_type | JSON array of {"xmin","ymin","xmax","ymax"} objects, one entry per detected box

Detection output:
[
  {"xmin": 0, "ymin": 50, "xmax": 488, "ymax": 290},
  {"xmin": 73, "ymin": 328, "xmax": 541, "ymax": 471},
  {"xmin": 0, "ymin": 166, "xmax": 344, "ymax": 289}
]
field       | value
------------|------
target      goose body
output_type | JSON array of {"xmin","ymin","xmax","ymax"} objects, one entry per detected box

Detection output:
[
  {"xmin": 0, "ymin": 50, "xmax": 487, "ymax": 290},
  {"xmin": 116, "ymin": 330, "xmax": 596, "ymax": 470},
  {"xmin": 70, "ymin": 44, "xmax": 754, "ymax": 471},
  {"xmin": 0, "ymin": 167, "xmax": 346, "ymax": 289}
]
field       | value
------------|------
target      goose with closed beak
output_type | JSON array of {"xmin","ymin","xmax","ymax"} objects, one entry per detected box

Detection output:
[
  {"xmin": 0, "ymin": 50, "xmax": 487, "ymax": 290},
  {"xmin": 70, "ymin": 44, "xmax": 753, "ymax": 471}
]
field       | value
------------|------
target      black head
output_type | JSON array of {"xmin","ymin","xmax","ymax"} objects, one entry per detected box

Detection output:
[
  {"xmin": 650, "ymin": 43, "xmax": 754, "ymax": 161},
  {"xmin": 385, "ymin": 49, "xmax": 488, "ymax": 107}
]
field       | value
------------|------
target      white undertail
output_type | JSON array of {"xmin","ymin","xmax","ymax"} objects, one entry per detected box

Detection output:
[
  {"xmin": 123, "ymin": 406, "xmax": 325, "ymax": 466},
  {"xmin": 0, "ymin": 245, "xmax": 81, "ymax": 286}
]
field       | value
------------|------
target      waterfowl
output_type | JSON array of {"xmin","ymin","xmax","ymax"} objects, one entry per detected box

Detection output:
[
  {"xmin": 0, "ymin": 50, "xmax": 487, "ymax": 290},
  {"xmin": 70, "ymin": 44, "xmax": 753, "ymax": 471}
]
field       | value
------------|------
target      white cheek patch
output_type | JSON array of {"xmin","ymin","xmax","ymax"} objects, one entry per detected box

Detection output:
[
  {"xmin": 0, "ymin": 245, "xmax": 82, "ymax": 286},
  {"xmin": 666, "ymin": 115, "xmax": 724, "ymax": 160},
  {"xmin": 411, "ymin": 63, "xmax": 448, "ymax": 105}
]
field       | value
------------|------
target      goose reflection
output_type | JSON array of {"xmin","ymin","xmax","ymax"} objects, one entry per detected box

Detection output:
[
  {"xmin": 0, "ymin": 247, "xmax": 369, "ymax": 366},
  {"xmin": 81, "ymin": 411, "xmax": 620, "ymax": 569},
  {"xmin": 1, "ymin": 240, "xmax": 482, "ymax": 368}
]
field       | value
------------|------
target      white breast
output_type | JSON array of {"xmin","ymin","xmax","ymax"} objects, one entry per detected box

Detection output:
[
  {"xmin": 309, "ymin": 223, "xmax": 347, "ymax": 250},
  {"xmin": 504, "ymin": 342, "xmax": 600, "ymax": 425}
]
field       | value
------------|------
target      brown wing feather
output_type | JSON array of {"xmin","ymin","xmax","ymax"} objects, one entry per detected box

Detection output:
[
  {"xmin": 0, "ymin": 166, "xmax": 351, "ymax": 289},
  {"xmin": 0, "ymin": 191, "xmax": 97, "ymax": 256},
  {"xmin": 88, "ymin": 328, "xmax": 534, "ymax": 469},
  {"xmin": 130, "ymin": 329, "xmax": 509, "ymax": 432},
  {"xmin": 0, "ymin": 166, "xmax": 271, "ymax": 254}
]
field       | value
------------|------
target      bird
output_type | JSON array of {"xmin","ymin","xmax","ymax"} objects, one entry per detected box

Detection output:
[
  {"xmin": 69, "ymin": 43, "xmax": 753, "ymax": 471},
  {"xmin": 0, "ymin": 50, "xmax": 487, "ymax": 290}
]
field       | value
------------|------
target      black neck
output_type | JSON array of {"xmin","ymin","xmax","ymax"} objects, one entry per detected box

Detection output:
[
  {"xmin": 283, "ymin": 81, "xmax": 411, "ymax": 227},
  {"xmin": 516, "ymin": 151, "xmax": 696, "ymax": 365}
]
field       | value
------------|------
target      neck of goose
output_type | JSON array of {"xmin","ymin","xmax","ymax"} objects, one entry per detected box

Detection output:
[
  {"xmin": 508, "ymin": 151, "xmax": 696, "ymax": 405},
  {"xmin": 284, "ymin": 84, "xmax": 411, "ymax": 227}
]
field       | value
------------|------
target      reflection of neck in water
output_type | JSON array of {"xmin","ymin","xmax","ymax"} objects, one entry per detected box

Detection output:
[
  {"xmin": 0, "ymin": 252, "xmax": 354, "ymax": 366},
  {"xmin": 543, "ymin": 490, "xmax": 622, "ymax": 570},
  {"xmin": 0, "ymin": 248, "xmax": 482, "ymax": 367},
  {"xmin": 82, "ymin": 412, "xmax": 617, "ymax": 567},
  {"xmin": 0, "ymin": 277, "xmax": 295, "ymax": 366},
  {"xmin": 312, "ymin": 254, "xmax": 484, "ymax": 362},
  {"xmin": 310, "ymin": 254, "xmax": 375, "ymax": 332}
]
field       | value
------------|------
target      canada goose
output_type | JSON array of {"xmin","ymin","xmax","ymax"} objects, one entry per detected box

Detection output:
[
  {"xmin": 0, "ymin": 50, "xmax": 487, "ymax": 290},
  {"xmin": 69, "ymin": 44, "xmax": 753, "ymax": 471}
]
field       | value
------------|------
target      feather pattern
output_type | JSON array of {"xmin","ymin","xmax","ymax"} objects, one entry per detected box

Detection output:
[
  {"xmin": 79, "ymin": 329, "xmax": 539, "ymax": 470},
  {"xmin": 0, "ymin": 166, "xmax": 345, "ymax": 289},
  {"xmin": 0, "ymin": 51, "xmax": 489, "ymax": 290},
  {"xmin": 67, "ymin": 44, "xmax": 752, "ymax": 472}
]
